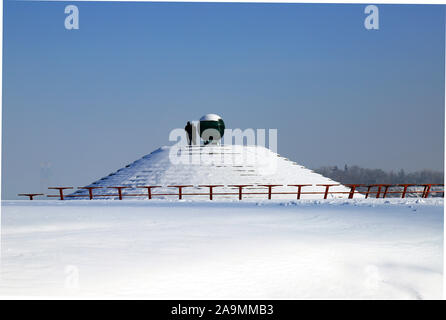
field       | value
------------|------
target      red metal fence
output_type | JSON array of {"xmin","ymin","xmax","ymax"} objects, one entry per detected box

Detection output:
[{"xmin": 17, "ymin": 183, "xmax": 444, "ymax": 200}]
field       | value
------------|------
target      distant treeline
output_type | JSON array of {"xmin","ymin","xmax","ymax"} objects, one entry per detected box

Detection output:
[{"xmin": 313, "ymin": 165, "xmax": 444, "ymax": 185}]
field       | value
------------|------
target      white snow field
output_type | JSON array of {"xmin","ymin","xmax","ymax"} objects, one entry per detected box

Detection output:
[
  {"xmin": 69, "ymin": 145, "xmax": 360, "ymax": 200},
  {"xmin": 0, "ymin": 198, "xmax": 442, "ymax": 299}
]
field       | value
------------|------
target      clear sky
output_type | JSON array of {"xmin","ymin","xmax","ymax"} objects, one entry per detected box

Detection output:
[{"xmin": 2, "ymin": 1, "xmax": 445, "ymax": 199}]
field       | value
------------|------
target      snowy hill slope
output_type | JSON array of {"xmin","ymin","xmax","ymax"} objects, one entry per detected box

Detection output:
[{"xmin": 70, "ymin": 145, "xmax": 360, "ymax": 200}]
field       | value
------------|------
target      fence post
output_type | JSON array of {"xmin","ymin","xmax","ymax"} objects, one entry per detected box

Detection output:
[
  {"xmin": 47, "ymin": 187, "xmax": 73, "ymax": 200},
  {"xmin": 229, "ymin": 185, "xmax": 252, "ymax": 200},
  {"xmin": 345, "ymin": 184, "xmax": 363, "ymax": 199},
  {"xmin": 421, "ymin": 184, "xmax": 433, "ymax": 198},
  {"xmin": 137, "ymin": 186, "xmax": 161, "ymax": 199},
  {"xmin": 168, "ymin": 185, "xmax": 193, "ymax": 200},
  {"xmin": 287, "ymin": 184, "xmax": 312, "ymax": 200},
  {"xmin": 364, "ymin": 185, "xmax": 372, "ymax": 198},
  {"xmin": 316, "ymin": 184, "xmax": 340, "ymax": 199},
  {"xmin": 78, "ymin": 187, "xmax": 102, "ymax": 200},
  {"xmin": 371, "ymin": 184, "xmax": 384, "ymax": 198},
  {"xmin": 382, "ymin": 185, "xmax": 391, "ymax": 198},
  {"xmin": 398, "ymin": 184, "xmax": 414, "ymax": 198},
  {"xmin": 199, "ymin": 185, "xmax": 224, "ymax": 200},
  {"xmin": 259, "ymin": 185, "xmax": 282, "ymax": 200},
  {"xmin": 108, "ymin": 186, "xmax": 130, "ymax": 200},
  {"xmin": 435, "ymin": 184, "xmax": 445, "ymax": 198},
  {"xmin": 18, "ymin": 193, "xmax": 44, "ymax": 200}
]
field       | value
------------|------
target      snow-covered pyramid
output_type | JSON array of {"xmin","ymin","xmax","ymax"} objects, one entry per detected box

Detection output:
[{"xmin": 70, "ymin": 145, "xmax": 360, "ymax": 200}]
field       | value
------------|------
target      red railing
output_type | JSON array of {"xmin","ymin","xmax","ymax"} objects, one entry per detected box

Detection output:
[
  {"xmin": 17, "ymin": 183, "xmax": 445, "ymax": 200},
  {"xmin": 17, "ymin": 193, "xmax": 44, "ymax": 200}
]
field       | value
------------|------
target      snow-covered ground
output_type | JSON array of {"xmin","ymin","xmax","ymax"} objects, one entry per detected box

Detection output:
[{"xmin": 0, "ymin": 199, "xmax": 443, "ymax": 299}]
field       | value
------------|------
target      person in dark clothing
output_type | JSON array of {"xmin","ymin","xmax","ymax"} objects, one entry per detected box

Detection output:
[{"xmin": 185, "ymin": 121, "xmax": 193, "ymax": 146}]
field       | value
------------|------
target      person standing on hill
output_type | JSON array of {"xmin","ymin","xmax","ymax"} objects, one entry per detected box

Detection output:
[{"xmin": 185, "ymin": 121, "xmax": 193, "ymax": 146}]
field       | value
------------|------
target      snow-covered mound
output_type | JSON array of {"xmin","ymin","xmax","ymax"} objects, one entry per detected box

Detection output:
[{"xmin": 70, "ymin": 145, "xmax": 360, "ymax": 200}]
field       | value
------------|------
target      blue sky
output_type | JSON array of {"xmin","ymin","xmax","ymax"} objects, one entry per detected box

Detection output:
[{"xmin": 2, "ymin": 1, "xmax": 445, "ymax": 199}]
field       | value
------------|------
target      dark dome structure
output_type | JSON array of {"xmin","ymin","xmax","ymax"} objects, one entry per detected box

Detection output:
[{"xmin": 199, "ymin": 114, "xmax": 225, "ymax": 144}]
